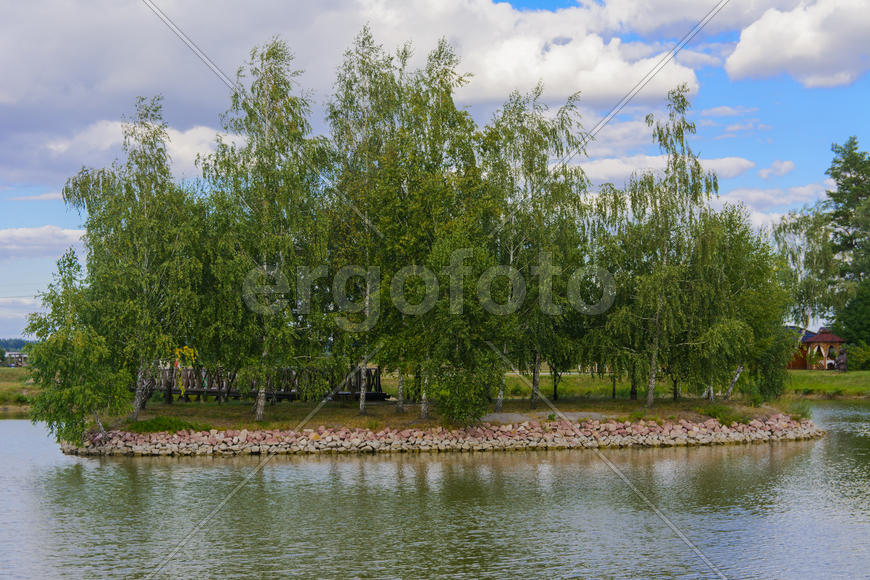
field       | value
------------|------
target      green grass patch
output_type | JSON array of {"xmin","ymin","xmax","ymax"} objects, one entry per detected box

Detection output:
[
  {"xmin": 0, "ymin": 367, "xmax": 34, "ymax": 407},
  {"xmin": 698, "ymin": 404, "xmax": 751, "ymax": 425},
  {"xmin": 786, "ymin": 370, "xmax": 870, "ymax": 396},
  {"xmin": 125, "ymin": 416, "xmax": 213, "ymax": 433}
]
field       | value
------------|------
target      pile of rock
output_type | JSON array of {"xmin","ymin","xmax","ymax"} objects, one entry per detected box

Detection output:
[{"xmin": 61, "ymin": 414, "xmax": 824, "ymax": 457}]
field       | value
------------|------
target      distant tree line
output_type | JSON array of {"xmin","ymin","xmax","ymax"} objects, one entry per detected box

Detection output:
[
  {"xmin": 0, "ymin": 339, "xmax": 32, "ymax": 351},
  {"xmin": 27, "ymin": 30, "xmax": 795, "ymax": 441}
]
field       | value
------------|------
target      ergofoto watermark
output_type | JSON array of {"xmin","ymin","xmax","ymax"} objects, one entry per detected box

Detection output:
[{"xmin": 242, "ymin": 249, "xmax": 615, "ymax": 331}]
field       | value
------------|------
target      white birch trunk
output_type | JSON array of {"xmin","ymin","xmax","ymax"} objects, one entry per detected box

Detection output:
[
  {"xmin": 396, "ymin": 369, "xmax": 404, "ymax": 413},
  {"xmin": 724, "ymin": 364, "xmax": 744, "ymax": 400}
]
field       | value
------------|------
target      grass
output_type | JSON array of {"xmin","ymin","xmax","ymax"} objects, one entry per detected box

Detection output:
[
  {"xmin": 127, "ymin": 399, "xmax": 445, "ymax": 432},
  {"xmin": 784, "ymin": 370, "xmax": 870, "ymax": 397},
  {"xmin": 124, "ymin": 416, "xmax": 213, "ymax": 433},
  {"xmin": 696, "ymin": 404, "xmax": 751, "ymax": 426},
  {"xmin": 0, "ymin": 367, "xmax": 33, "ymax": 406}
]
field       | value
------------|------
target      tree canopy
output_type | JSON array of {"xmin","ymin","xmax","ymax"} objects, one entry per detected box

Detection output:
[{"xmin": 27, "ymin": 31, "xmax": 797, "ymax": 440}]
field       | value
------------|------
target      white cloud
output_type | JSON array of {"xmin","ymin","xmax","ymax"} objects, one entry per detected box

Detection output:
[
  {"xmin": 758, "ymin": 160, "xmax": 795, "ymax": 179},
  {"xmin": 0, "ymin": 226, "xmax": 84, "ymax": 259},
  {"xmin": 44, "ymin": 121, "xmax": 223, "ymax": 180},
  {"xmin": 578, "ymin": 0, "xmax": 803, "ymax": 37},
  {"xmin": 702, "ymin": 156, "xmax": 756, "ymax": 178},
  {"xmin": 720, "ymin": 180, "xmax": 829, "ymax": 211},
  {"xmin": 0, "ymin": 297, "xmax": 40, "ymax": 318},
  {"xmin": 583, "ymin": 154, "xmax": 754, "ymax": 182},
  {"xmin": 726, "ymin": 0, "xmax": 870, "ymax": 88},
  {"xmin": 723, "ymin": 119, "xmax": 770, "ymax": 133},
  {"xmin": 700, "ymin": 105, "xmax": 758, "ymax": 117},
  {"xmin": 7, "ymin": 191, "xmax": 63, "ymax": 201},
  {"xmin": 747, "ymin": 209, "xmax": 784, "ymax": 230},
  {"xmin": 46, "ymin": 120, "xmax": 122, "ymax": 155},
  {"xmin": 166, "ymin": 126, "xmax": 222, "ymax": 179},
  {"xmin": 0, "ymin": 297, "xmax": 41, "ymax": 338}
]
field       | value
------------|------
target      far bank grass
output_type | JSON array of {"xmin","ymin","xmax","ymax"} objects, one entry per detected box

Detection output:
[
  {"xmin": 784, "ymin": 370, "xmax": 870, "ymax": 397},
  {"xmin": 0, "ymin": 367, "xmax": 33, "ymax": 406}
]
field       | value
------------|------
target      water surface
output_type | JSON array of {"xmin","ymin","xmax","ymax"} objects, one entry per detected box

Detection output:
[{"xmin": 1, "ymin": 402, "xmax": 869, "ymax": 579}]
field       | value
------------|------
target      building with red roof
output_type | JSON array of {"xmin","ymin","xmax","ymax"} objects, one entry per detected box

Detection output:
[{"xmin": 787, "ymin": 327, "xmax": 847, "ymax": 370}]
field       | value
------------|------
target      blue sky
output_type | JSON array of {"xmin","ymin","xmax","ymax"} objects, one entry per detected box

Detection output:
[{"xmin": 1, "ymin": 0, "xmax": 869, "ymax": 337}]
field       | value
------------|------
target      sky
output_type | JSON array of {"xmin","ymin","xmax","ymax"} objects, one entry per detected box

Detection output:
[{"xmin": 1, "ymin": 0, "xmax": 869, "ymax": 338}]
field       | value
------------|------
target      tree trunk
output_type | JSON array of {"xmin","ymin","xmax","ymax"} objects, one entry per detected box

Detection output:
[
  {"xmin": 672, "ymin": 377, "xmax": 680, "ymax": 401},
  {"xmin": 359, "ymin": 367, "xmax": 367, "ymax": 415},
  {"xmin": 419, "ymin": 374, "xmax": 429, "ymax": 419},
  {"xmin": 130, "ymin": 368, "xmax": 148, "ymax": 420},
  {"xmin": 611, "ymin": 373, "xmax": 617, "ymax": 399},
  {"xmin": 396, "ymin": 369, "xmax": 405, "ymax": 413},
  {"xmin": 495, "ymin": 375, "xmax": 504, "ymax": 412},
  {"xmin": 413, "ymin": 368, "xmax": 421, "ymax": 402},
  {"xmin": 630, "ymin": 373, "xmax": 638, "ymax": 400},
  {"xmin": 646, "ymin": 326, "xmax": 659, "ymax": 408},
  {"xmin": 530, "ymin": 351, "xmax": 541, "ymax": 409},
  {"xmin": 255, "ymin": 380, "xmax": 266, "ymax": 421},
  {"xmin": 92, "ymin": 411, "xmax": 107, "ymax": 440},
  {"xmin": 552, "ymin": 370, "xmax": 561, "ymax": 401},
  {"xmin": 723, "ymin": 364, "xmax": 744, "ymax": 401},
  {"xmin": 704, "ymin": 385, "xmax": 715, "ymax": 401},
  {"xmin": 165, "ymin": 368, "xmax": 174, "ymax": 405}
]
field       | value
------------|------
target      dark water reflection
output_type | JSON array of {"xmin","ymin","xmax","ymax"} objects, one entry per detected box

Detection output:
[{"xmin": 1, "ymin": 402, "xmax": 869, "ymax": 579}]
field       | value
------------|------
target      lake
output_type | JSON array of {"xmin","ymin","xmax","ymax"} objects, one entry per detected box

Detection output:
[{"xmin": 1, "ymin": 401, "xmax": 869, "ymax": 579}]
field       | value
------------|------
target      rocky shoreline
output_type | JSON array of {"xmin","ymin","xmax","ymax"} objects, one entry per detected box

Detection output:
[{"xmin": 62, "ymin": 414, "xmax": 824, "ymax": 457}]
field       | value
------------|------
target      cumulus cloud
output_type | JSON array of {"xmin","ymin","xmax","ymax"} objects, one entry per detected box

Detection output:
[
  {"xmin": 582, "ymin": 154, "xmax": 754, "ymax": 182},
  {"xmin": 46, "ymin": 120, "xmax": 122, "ymax": 155},
  {"xmin": 726, "ymin": 0, "xmax": 870, "ymax": 87},
  {"xmin": 0, "ymin": 226, "xmax": 84, "ymax": 259},
  {"xmin": 758, "ymin": 160, "xmax": 795, "ymax": 179},
  {"xmin": 0, "ymin": 297, "xmax": 41, "ymax": 338},
  {"xmin": 0, "ymin": 0, "xmax": 710, "ymax": 191},
  {"xmin": 720, "ymin": 180, "xmax": 829, "ymax": 211},
  {"xmin": 7, "ymin": 192, "xmax": 63, "ymax": 201},
  {"xmin": 577, "ymin": 0, "xmax": 803, "ymax": 37},
  {"xmin": 42, "ymin": 121, "xmax": 223, "ymax": 181},
  {"xmin": 700, "ymin": 105, "xmax": 758, "ymax": 117}
]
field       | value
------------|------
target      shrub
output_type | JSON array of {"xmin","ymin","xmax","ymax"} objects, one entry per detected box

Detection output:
[
  {"xmin": 432, "ymin": 364, "xmax": 499, "ymax": 425},
  {"xmin": 699, "ymin": 404, "xmax": 750, "ymax": 425},
  {"xmin": 787, "ymin": 400, "xmax": 812, "ymax": 420},
  {"xmin": 747, "ymin": 392, "xmax": 764, "ymax": 407},
  {"xmin": 508, "ymin": 381, "xmax": 525, "ymax": 396},
  {"xmin": 846, "ymin": 342, "xmax": 870, "ymax": 370},
  {"xmin": 125, "ymin": 416, "xmax": 212, "ymax": 433}
]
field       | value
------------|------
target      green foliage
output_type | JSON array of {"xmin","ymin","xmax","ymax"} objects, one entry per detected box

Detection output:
[
  {"xmin": 699, "ymin": 404, "xmax": 750, "ymax": 425},
  {"xmin": 754, "ymin": 325, "xmax": 796, "ymax": 400},
  {"xmin": 26, "ymin": 251, "xmax": 132, "ymax": 442},
  {"xmin": 628, "ymin": 409, "xmax": 646, "ymax": 422},
  {"xmin": 431, "ymin": 363, "xmax": 499, "ymax": 425},
  {"xmin": 846, "ymin": 342, "xmax": 870, "ymax": 370},
  {"xmin": 0, "ymin": 339, "xmax": 31, "ymax": 351},
  {"xmin": 33, "ymin": 29, "xmax": 805, "ymax": 432},
  {"xmin": 834, "ymin": 279, "xmax": 870, "ymax": 345},
  {"xmin": 787, "ymin": 400, "xmax": 812, "ymax": 420},
  {"xmin": 125, "ymin": 416, "xmax": 212, "ymax": 433}
]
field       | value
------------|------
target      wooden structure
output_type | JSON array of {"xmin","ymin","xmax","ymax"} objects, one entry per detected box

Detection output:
[
  {"xmin": 4, "ymin": 351, "xmax": 27, "ymax": 367},
  {"xmin": 787, "ymin": 328, "xmax": 847, "ymax": 370},
  {"xmin": 133, "ymin": 365, "xmax": 386, "ymax": 403}
]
